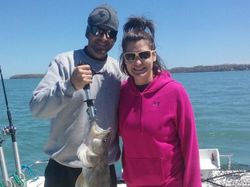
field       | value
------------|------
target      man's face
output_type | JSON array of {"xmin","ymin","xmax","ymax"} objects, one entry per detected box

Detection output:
[{"xmin": 87, "ymin": 26, "xmax": 117, "ymax": 59}]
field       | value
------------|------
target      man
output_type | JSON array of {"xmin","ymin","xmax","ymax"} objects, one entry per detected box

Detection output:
[{"xmin": 30, "ymin": 4, "xmax": 122, "ymax": 187}]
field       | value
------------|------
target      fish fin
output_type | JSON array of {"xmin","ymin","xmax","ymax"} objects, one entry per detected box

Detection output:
[
  {"xmin": 78, "ymin": 143, "xmax": 101, "ymax": 167},
  {"xmin": 77, "ymin": 143, "xmax": 95, "ymax": 168},
  {"xmin": 75, "ymin": 171, "xmax": 84, "ymax": 187}
]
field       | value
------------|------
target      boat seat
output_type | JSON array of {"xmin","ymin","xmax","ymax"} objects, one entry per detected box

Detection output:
[{"xmin": 199, "ymin": 148, "xmax": 220, "ymax": 179}]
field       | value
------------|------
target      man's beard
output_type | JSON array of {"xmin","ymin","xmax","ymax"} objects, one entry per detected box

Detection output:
[{"xmin": 92, "ymin": 43, "xmax": 112, "ymax": 55}]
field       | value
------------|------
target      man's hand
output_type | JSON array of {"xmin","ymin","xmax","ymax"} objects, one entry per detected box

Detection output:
[{"xmin": 70, "ymin": 64, "xmax": 93, "ymax": 90}]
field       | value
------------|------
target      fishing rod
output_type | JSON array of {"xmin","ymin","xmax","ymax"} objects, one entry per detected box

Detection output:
[
  {"xmin": 84, "ymin": 83, "xmax": 96, "ymax": 120},
  {"xmin": 0, "ymin": 66, "xmax": 24, "ymax": 184},
  {"xmin": 0, "ymin": 66, "xmax": 11, "ymax": 187},
  {"xmin": 80, "ymin": 61, "xmax": 102, "ymax": 120}
]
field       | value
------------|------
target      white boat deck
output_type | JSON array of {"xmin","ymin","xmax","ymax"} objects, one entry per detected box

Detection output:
[
  {"xmin": 26, "ymin": 172, "xmax": 250, "ymax": 187},
  {"xmin": 10, "ymin": 149, "xmax": 250, "ymax": 186}
]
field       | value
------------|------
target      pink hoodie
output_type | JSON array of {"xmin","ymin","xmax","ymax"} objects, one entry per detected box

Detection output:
[{"xmin": 119, "ymin": 71, "xmax": 201, "ymax": 187}]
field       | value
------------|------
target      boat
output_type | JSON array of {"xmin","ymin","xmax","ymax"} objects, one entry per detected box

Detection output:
[{"xmin": 2, "ymin": 148, "xmax": 250, "ymax": 187}]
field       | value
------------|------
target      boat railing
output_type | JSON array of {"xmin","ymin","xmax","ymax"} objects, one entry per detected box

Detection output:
[{"xmin": 220, "ymin": 154, "xmax": 233, "ymax": 170}]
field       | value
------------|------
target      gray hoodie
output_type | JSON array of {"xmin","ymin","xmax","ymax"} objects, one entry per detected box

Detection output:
[{"xmin": 30, "ymin": 48, "xmax": 123, "ymax": 168}]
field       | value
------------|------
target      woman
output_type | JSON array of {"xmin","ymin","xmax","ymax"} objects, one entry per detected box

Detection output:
[{"xmin": 118, "ymin": 16, "xmax": 201, "ymax": 187}]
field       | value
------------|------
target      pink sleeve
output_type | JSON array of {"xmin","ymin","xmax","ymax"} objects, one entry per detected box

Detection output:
[{"xmin": 176, "ymin": 86, "xmax": 202, "ymax": 187}]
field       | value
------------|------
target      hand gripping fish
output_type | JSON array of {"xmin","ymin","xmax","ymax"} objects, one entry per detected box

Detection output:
[{"xmin": 75, "ymin": 82, "xmax": 112, "ymax": 187}]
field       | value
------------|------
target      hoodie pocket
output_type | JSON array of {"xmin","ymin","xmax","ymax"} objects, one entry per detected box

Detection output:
[{"xmin": 122, "ymin": 157, "xmax": 168, "ymax": 186}]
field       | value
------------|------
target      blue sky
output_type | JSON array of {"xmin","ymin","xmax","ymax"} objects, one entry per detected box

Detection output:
[{"xmin": 1, "ymin": 0, "xmax": 250, "ymax": 78}]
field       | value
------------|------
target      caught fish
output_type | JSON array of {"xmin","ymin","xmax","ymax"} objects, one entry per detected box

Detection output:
[{"xmin": 75, "ymin": 120, "xmax": 112, "ymax": 187}]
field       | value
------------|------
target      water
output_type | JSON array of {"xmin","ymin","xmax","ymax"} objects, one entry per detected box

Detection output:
[
  {"xmin": 172, "ymin": 71, "xmax": 250, "ymax": 167},
  {"xmin": 0, "ymin": 71, "xmax": 250, "ymax": 179}
]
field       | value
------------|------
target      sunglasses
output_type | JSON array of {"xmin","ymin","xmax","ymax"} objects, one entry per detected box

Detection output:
[
  {"xmin": 123, "ymin": 50, "xmax": 155, "ymax": 63},
  {"xmin": 89, "ymin": 26, "xmax": 117, "ymax": 39}
]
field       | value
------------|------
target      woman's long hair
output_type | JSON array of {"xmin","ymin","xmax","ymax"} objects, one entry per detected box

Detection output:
[{"xmin": 120, "ymin": 16, "xmax": 166, "ymax": 76}]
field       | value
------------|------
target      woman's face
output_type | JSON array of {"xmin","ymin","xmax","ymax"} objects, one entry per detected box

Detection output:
[{"xmin": 124, "ymin": 39, "xmax": 156, "ymax": 85}]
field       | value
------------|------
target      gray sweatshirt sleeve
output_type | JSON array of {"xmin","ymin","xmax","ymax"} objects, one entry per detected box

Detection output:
[{"xmin": 29, "ymin": 56, "xmax": 76, "ymax": 119}]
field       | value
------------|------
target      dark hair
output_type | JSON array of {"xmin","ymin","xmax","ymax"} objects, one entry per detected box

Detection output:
[{"xmin": 120, "ymin": 16, "xmax": 166, "ymax": 75}]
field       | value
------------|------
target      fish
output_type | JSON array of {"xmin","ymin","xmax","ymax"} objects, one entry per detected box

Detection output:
[{"xmin": 75, "ymin": 119, "xmax": 112, "ymax": 187}]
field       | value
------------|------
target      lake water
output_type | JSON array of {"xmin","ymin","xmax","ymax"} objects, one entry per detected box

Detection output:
[{"xmin": 0, "ymin": 71, "xmax": 250, "ymax": 179}]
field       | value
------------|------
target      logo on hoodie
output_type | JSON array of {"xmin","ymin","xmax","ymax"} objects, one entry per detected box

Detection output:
[{"xmin": 153, "ymin": 101, "xmax": 160, "ymax": 107}]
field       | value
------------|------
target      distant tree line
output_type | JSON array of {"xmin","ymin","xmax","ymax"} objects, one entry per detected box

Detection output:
[
  {"xmin": 169, "ymin": 64, "xmax": 250, "ymax": 73},
  {"xmin": 10, "ymin": 74, "xmax": 45, "ymax": 79},
  {"xmin": 9, "ymin": 64, "xmax": 250, "ymax": 79}
]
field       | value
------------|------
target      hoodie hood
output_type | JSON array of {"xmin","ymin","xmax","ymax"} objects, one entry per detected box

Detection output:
[{"xmin": 124, "ymin": 71, "xmax": 174, "ymax": 95}]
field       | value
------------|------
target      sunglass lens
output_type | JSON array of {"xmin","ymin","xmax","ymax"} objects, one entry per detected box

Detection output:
[
  {"xmin": 124, "ymin": 53, "xmax": 136, "ymax": 61},
  {"xmin": 90, "ymin": 26, "xmax": 99, "ymax": 36},
  {"xmin": 139, "ymin": 51, "xmax": 151, "ymax": 60},
  {"xmin": 106, "ymin": 30, "xmax": 117, "ymax": 39},
  {"xmin": 90, "ymin": 26, "xmax": 117, "ymax": 39}
]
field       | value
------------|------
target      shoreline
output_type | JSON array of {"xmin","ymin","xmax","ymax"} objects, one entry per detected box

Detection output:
[{"xmin": 9, "ymin": 64, "xmax": 250, "ymax": 79}]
